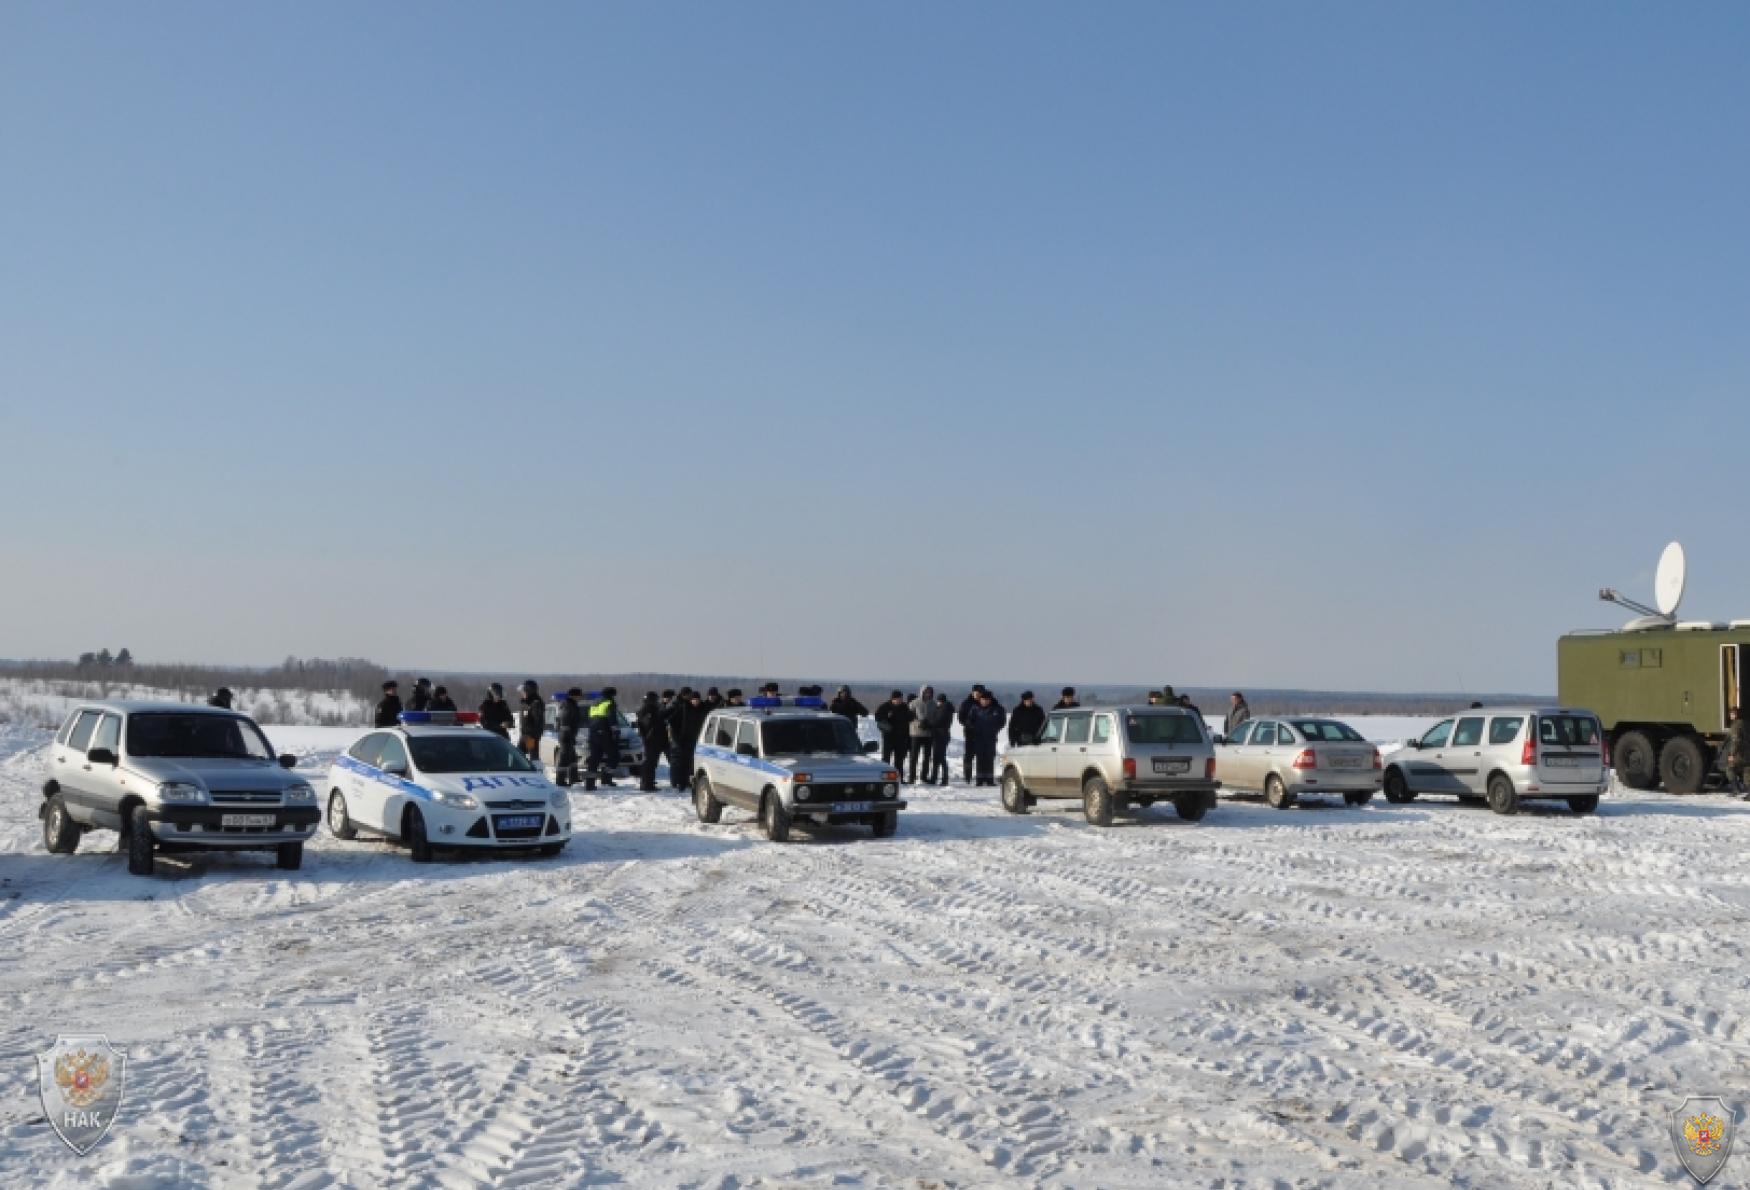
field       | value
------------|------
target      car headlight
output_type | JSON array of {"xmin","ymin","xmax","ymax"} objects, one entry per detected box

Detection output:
[
  {"xmin": 157, "ymin": 782, "xmax": 207, "ymax": 804},
  {"xmin": 883, "ymin": 783, "xmax": 898, "ymax": 799},
  {"xmin": 284, "ymin": 782, "xmax": 315, "ymax": 803},
  {"xmin": 433, "ymin": 790, "xmax": 479, "ymax": 810},
  {"xmin": 795, "ymin": 784, "xmax": 811, "ymax": 802}
]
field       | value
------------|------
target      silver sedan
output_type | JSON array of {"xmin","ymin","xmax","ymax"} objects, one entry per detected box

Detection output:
[{"xmin": 1215, "ymin": 717, "xmax": 1382, "ymax": 808}]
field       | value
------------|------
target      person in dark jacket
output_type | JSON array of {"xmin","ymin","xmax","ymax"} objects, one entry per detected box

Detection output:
[
  {"xmin": 965, "ymin": 690, "xmax": 1007, "ymax": 786},
  {"xmin": 672, "ymin": 689, "xmax": 709, "ymax": 789},
  {"xmin": 907, "ymin": 686, "xmax": 936, "ymax": 784},
  {"xmin": 478, "ymin": 683, "xmax": 515, "ymax": 739},
  {"xmin": 874, "ymin": 691, "xmax": 915, "ymax": 774},
  {"xmin": 585, "ymin": 687, "xmax": 621, "ymax": 791},
  {"xmin": 926, "ymin": 693, "xmax": 955, "ymax": 785},
  {"xmin": 554, "ymin": 688, "xmax": 583, "ymax": 786},
  {"xmin": 208, "ymin": 687, "xmax": 234, "ymax": 710},
  {"xmin": 654, "ymin": 690, "xmax": 679, "ymax": 785},
  {"xmin": 704, "ymin": 687, "xmax": 724, "ymax": 711},
  {"xmin": 408, "ymin": 678, "xmax": 434, "ymax": 712},
  {"xmin": 958, "ymin": 685, "xmax": 987, "ymax": 782},
  {"xmin": 1223, "ymin": 692, "xmax": 1251, "ymax": 737},
  {"xmin": 724, "ymin": 689, "xmax": 746, "ymax": 708},
  {"xmin": 1178, "ymin": 693, "xmax": 1202, "ymax": 717},
  {"xmin": 830, "ymin": 686, "xmax": 869, "ymax": 730},
  {"xmin": 517, "ymin": 681, "xmax": 545, "ymax": 761},
  {"xmin": 635, "ymin": 692, "xmax": 670, "ymax": 792},
  {"xmin": 374, "ymin": 680, "xmax": 403, "ymax": 728},
  {"xmin": 430, "ymin": 686, "xmax": 457, "ymax": 713},
  {"xmin": 1052, "ymin": 687, "xmax": 1080, "ymax": 711},
  {"xmin": 1008, "ymin": 691, "xmax": 1045, "ymax": 747}
]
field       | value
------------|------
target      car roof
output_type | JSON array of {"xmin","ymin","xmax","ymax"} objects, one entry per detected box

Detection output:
[
  {"xmin": 715, "ymin": 708, "xmax": 842, "ymax": 720},
  {"xmin": 1052, "ymin": 704, "xmax": 1198, "ymax": 716},
  {"xmin": 72, "ymin": 700, "xmax": 243, "ymax": 716},
  {"xmin": 1439, "ymin": 706, "xmax": 1594, "ymax": 717}
]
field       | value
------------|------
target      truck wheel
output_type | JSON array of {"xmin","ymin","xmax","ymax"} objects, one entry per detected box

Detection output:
[
  {"xmin": 872, "ymin": 810, "xmax": 898, "ymax": 838},
  {"xmin": 1383, "ymin": 769, "xmax": 1416, "ymax": 804},
  {"xmin": 1000, "ymin": 770, "xmax": 1030, "ymax": 814},
  {"xmin": 276, "ymin": 842, "xmax": 303, "ymax": 871},
  {"xmin": 1343, "ymin": 790, "xmax": 1373, "ymax": 806},
  {"xmin": 406, "ymin": 808, "xmax": 433, "ymax": 863},
  {"xmin": 759, "ymin": 792, "xmax": 791, "ymax": 842},
  {"xmin": 126, "ymin": 811, "xmax": 155, "ymax": 876},
  {"xmin": 1613, "ymin": 730, "xmax": 1658, "ymax": 790},
  {"xmin": 1659, "ymin": 735, "xmax": 1706, "ymax": 795},
  {"xmin": 1567, "ymin": 795, "xmax": 1600, "ymax": 815},
  {"xmin": 693, "ymin": 776, "xmax": 723, "ymax": 824},
  {"xmin": 1172, "ymin": 794, "xmax": 1208, "ymax": 822},
  {"xmin": 327, "ymin": 790, "xmax": 358, "ymax": 840},
  {"xmin": 1486, "ymin": 773, "xmax": 1519, "ymax": 815},
  {"xmin": 1264, "ymin": 774, "xmax": 1295, "ymax": 810},
  {"xmin": 1083, "ymin": 776, "xmax": 1114, "ymax": 827},
  {"xmin": 42, "ymin": 795, "xmax": 80, "ymax": 854}
]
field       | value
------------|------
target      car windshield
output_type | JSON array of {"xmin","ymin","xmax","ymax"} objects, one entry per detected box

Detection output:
[
  {"xmin": 1539, "ymin": 715, "xmax": 1600, "ymax": 747},
  {"xmin": 409, "ymin": 734, "xmax": 535, "ymax": 774},
  {"xmin": 1123, "ymin": 713, "xmax": 1205, "ymax": 744},
  {"xmin": 127, "ymin": 713, "xmax": 276, "ymax": 760},
  {"xmin": 761, "ymin": 718, "xmax": 862, "ymax": 756},
  {"xmin": 1292, "ymin": 720, "xmax": 1365, "ymax": 742}
]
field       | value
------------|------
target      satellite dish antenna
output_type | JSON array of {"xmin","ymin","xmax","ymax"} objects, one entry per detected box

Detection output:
[{"xmin": 1654, "ymin": 541, "xmax": 1686, "ymax": 617}]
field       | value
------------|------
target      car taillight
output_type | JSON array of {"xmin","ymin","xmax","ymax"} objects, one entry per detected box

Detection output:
[
  {"xmin": 1292, "ymin": 749, "xmax": 1316, "ymax": 770},
  {"xmin": 1600, "ymin": 733, "xmax": 1610, "ymax": 766},
  {"xmin": 1204, "ymin": 757, "xmax": 1216, "ymax": 779},
  {"xmin": 1521, "ymin": 734, "xmax": 1537, "ymax": 767},
  {"xmin": 1123, "ymin": 758, "xmax": 1136, "ymax": 780},
  {"xmin": 1371, "ymin": 748, "xmax": 1382, "ymax": 770}
]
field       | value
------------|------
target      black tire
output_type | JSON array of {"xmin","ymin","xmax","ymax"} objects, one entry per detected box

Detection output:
[
  {"xmin": 1172, "ymin": 794, "xmax": 1208, "ymax": 823},
  {"xmin": 1264, "ymin": 774, "xmax": 1295, "ymax": 810},
  {"xmin": 1613, "ymin": 730, "xmax": 1659, "ymax": 791},
  {"xmin": 1659, "ymin": 735, "xmax": 1706, "ymax": 795},
  {"xmin": 42, "ymin": 795, "xmax": 79, "ymax": 854},
  {"xmin": 539, "ymin": 842, "xmax": 565, "ymax": 857},
  {"xmin": 276, "ymin": 842, "xmax": 303, "ymax": 871},
  {"xmin": 126, "ymin": 810, "xmax": 155, "ymax": 876},
  {"xmin": 1343, "ymin": 791, "xmax": 1374, "ymax": 807},
  {"xmin": 1486, "ymin": 773, "xmax": 1519, "ymax": 816},
  {"xmin": 693, "ymin": 776, "xmax": 724, "ymax": 824},
  {"xmin": 872, "ymin": 810, "xmax": 898, "ymax": 838},
  {"xmin": 327, "ymin": 790, "xmax": 358, "ymax": 840},
  {"xmin": 406, "ymin": 808, "xmax": 433, "ymax": 863},
  {"xmin": 1000, "ymin": 769, "xmax": 1030, "ymax": 814},
  {"xmin": 1567, "ymin": 795, "xmax": 1600, "ymax": 815},
  {"xmin": 1383, "ymin": 769, "xmax": 1416, "ymax": 804},
  {"xmin": 1083, "ymin": 775, "xmax": 1114, "ymax": 827},
  {"xmin": 760, "ymin": 792, "xmax": 791, "ymax": 842}
]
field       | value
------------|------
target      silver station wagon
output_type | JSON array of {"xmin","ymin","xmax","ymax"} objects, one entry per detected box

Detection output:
[
  {"xmin": 1216, "ymin": 717, "xmax": 1382, "ymax": 808},
  {"xmin": 999, "ymin": 705, "xmax": 1219, "ymax": 826},
  {"xmin": 1381, "ymin": 706, "xmax": 1607, "ymax": 815}
]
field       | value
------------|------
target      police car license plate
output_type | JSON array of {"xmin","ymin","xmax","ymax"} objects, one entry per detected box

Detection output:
[
  {"xmin": 221, "ymin": 813, "xmax": 276, "ymax": 827},
  {"xmin": 1152, "ymin": 758, "xmax": 1191, "ymax": 775},
  {"xmin": 494, "ymin": 814, "xmax": 544, "ymax": 830},
  {"xmin": 830, "ymin": 801, "xmax": 874, "ymax": 813}
]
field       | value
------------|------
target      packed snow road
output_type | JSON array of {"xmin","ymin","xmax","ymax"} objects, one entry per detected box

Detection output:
[{"xmin": 1, "ymin": 725, "xmax": 1747, "ymax": 1188}]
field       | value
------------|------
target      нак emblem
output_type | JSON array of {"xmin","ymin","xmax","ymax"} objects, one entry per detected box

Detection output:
[
  {"xmin": 37, "ymin": 1034, "xmax": 127, "ymax": 1155},
  {"xmin": 1671, "ymin": 1095, "xmax": 1736, "ymax": 1185}
]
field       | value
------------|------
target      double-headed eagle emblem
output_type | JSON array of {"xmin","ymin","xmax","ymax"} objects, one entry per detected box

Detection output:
[{"xmin": 54, "ymin": 1048, "xmax": 111, "ymax": 1109}]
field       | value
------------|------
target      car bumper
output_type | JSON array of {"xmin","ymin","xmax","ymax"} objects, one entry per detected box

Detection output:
[
  {"xmin": 1287, "ymin": 775, "xmax": 1384, "ymax": 795},
  {"xmin": 1119, "ymin": 780, "xmax": 1221, "ymax": 796},
  {"xmin": 793, "ymin": 800, "xmax": 907, "ymax": 819},
  {"xmin": 444, "ymin": 809, "xmax": 572, "ymax": 845},
  {"xmin": 144, "ymin": 805, "xmax": 321, "ymax": 847}
]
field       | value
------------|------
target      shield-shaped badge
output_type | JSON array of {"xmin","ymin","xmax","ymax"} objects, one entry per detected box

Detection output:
[
  {"xmin": 1671, "ymin": 1095, "xmax": 1737, "ymax": 1185},
  {"xmin": 37, "ymin": 1034, "xmax": 127, "ymax": 1155}
]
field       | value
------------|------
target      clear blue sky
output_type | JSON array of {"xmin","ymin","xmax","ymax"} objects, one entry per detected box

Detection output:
[{"xmin": 3, "ymin": 3, "xmax": 1746, "ymax": 692}]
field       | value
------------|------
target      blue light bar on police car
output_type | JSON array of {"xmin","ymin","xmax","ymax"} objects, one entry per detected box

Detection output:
[
  {"xmin": 399, "ymin": 711, "xmax": 481, "ymax": 725},
  {"xmin": 750, "ymin": 696, "xmax": 826, "ymax": 709}
]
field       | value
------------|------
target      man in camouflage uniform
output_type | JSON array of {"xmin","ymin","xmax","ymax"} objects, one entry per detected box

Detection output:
[{"xmin": 1725, "ymin": 706, "xmax": 1750, "ymax": 798}]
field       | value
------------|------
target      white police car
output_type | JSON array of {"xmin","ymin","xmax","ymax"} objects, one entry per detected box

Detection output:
[{"xmin": 325, "ymin": 712, "xmax": 570, "ymax": 861}]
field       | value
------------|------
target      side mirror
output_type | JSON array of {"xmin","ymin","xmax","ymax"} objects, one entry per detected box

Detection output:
[
  {"xmin": 384, "ymin": 763, "xmax": 409, "ymax": 778},
  {"xmin": 1407, "ymin": 739, "xmax": 1421, "ymax": 750},
  {"xmin": 863, "ymin": 740, "xmax": 878, "ymax": 754},
  {"xmin": 278, "ymin": 754, "xmax": 297, "ymax": 769},
  {"xmin": 1212, "ymin": 734, "xmax": 1226, "ymax": 746},
  {"xmin": 87, "ymin": 747, "xmax": 117, "ymax": 766},
  {"xmin": 735, "ymin": 743, "xmax": 758, "ymax": 759}
]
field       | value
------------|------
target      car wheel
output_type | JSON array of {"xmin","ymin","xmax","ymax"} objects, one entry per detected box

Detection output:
[
  {"xmin": 872, "ymin": 810, "xmax": 898, "ymax": 838},
  {"xmin": 1343, "ymin": 790, "xmax": 1374, "ymax": 807},
  {"xmin": 1172, "ymin": 794, "xmax": 1208, "ymax": 822},
  {"xmin": 126, "ymin": 810, "xmax": 155, "ymax": 877},
  {"xmin": 1264, "ymin": 774, "xmax": 1295, "ymax": 810},
  {"xmin": 1613, "ymin": 730, "xmax": 1658, "ymax": 791},
  {"xmin": 406, "ymin": 808, "xmax": 433, "ymax": 863},
  {"xmin": 42, "ymin": 795, "xmax": 79, "ymax": 854},
  {"xmin": 1659, "ymin": 734, "xmax": 1706, "ymax": 795},
  {"xmin": 327, "ymin": 790, "xmax": 357, "ymax": 840},
  {"xmin": 1383, "ymin": 768, "xmax": 1416, "ymax": 804},
  {"xmin": 1567, "ymin": 795, "xmax": 1600, "ymax": 815},
  {"xmin": 760, "ymin": 792, "xmax": 791, "ymax": 843},
  {"xmin": 1083, "ymin": 776, "xmax": 1114, "ymax": 827},
  {"xmin": 276, "ymin": 842, "xmax": 303, "ymax": 871},
  {"xmin": 1486, "ymin": 773, "xmax": 1519, "ymax": 815},
  {"xmin": 693, "ymin": 776, "xmax": 724, "ymax": 825},
  {"xmin": 1000, "ymin": 770, "xmax": 1030, "ymax": 814}
]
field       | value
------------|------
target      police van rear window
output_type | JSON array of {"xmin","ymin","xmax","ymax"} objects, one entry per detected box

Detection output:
[
  {"xmin": 1124, "ymin": 714, "xmax": 1204, "ymax": 745},
  {"xmin": 1539, "ymin": 715, "xmax": 1600, "ymax": 747}
]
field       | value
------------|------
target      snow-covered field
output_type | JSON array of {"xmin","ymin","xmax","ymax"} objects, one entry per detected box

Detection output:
[{"xmin": 2, "ymin": 717, "xmax": 1748, "ymax": 1188}]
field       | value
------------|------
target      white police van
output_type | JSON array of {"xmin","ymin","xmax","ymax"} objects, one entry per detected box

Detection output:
[
  {"xmin": 691, "ymin": 696, "xmax": 905, "ymax": 842},
  {"xmin": 324, "ymin": 711, "xmax": 571, "ymax": 861}
]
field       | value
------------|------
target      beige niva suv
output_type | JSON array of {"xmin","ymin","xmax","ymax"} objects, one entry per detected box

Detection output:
[
  {"xmin": 1381, "ymin": 706, "xmax": 1607, "ymax": 815},
  {"xmin": 999, "ymin": 705, "xmax": 1219, "ymax": 826},
  {"xmin": 41, "ymin": 701, "xmax": 320, "ymax": 876}
]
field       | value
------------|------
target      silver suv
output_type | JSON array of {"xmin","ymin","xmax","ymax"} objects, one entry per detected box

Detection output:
[
  {"xmin": 999, "ymin": 705, "xmax": 1220, "ymax": 826},
  {"xmin": 40, "ymin": 701, "xmax": 320, "ymax": 875},
  {"xmin": 690, "ymin": 701, "xmax": 905, "ymax": 841},
  {"xmin": 1381, "ymin": 705, "xmax": 1607, "ymax": 815}
]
